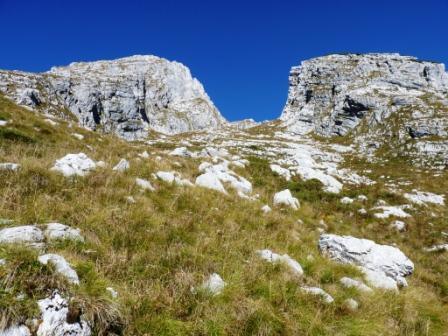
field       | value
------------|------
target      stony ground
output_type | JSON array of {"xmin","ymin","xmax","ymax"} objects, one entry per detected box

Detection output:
[{"xmin": 1, "ymin": 95, "xmax": 448, "ymax": 335}]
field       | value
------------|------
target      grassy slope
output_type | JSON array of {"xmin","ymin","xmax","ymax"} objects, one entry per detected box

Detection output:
[{"xmin": 0, "ymin": 95, "xmax": 447, "ymax": 335}]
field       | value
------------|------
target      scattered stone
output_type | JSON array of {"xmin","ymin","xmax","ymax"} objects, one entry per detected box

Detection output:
[
  {"xmin": 319, "ymin": 234, "xmax": 414, "ymax": 290},
  {"xmin": 125, "ymin": 196, "xmax": 136, "ymax": 204},
  {"xmin": 0, "ymin": 225, "xmax": 44, "ymax": 246},
  {"xmin": 112, "ymin": 158, "xmax": 130, "ymax": 172},
  {"xmin": 44, "ymin": 118, "xmax": 58, "ymax": 126},
  {"xmin": 295, "ymin": 166, "xmax": 343, "ymax": 193},
  {"xmin": 106, "ymin": 287, "xmax": 118, "ymax": 298},
  {"xmin": 270, "ymin": 164, "xmax": 291, "ymax": 181},
  {"xmin": 198, "ymin": 273, "xmax": 226, "ymax": 295},
  {"xmin": 197, "ymin": 162, "xmax": 253, "ymax": 196},
  {"xmin": 0, "ymin": 163, "xmax": 20, "ymax": 171},
  {"xmin": 137, "ymin": 151, "xmax": 150, "ymax": 159},
  {"xmin": 357, "ymin": 195, "xmax": 368, "ymax": 201},
  {"xmin": 261, "ymin": 205, "xmax": 272, "ymax": 213},
  {"xmin": 38, "ymin": 254, "xmax": 79, "ymax": 285},
  {"xmin": 257, "ymin": 249, "xmax": 304, "ymax": 276},
  {"xmin": 0, "ymin": 120, "xmax": 8, "ymax": 126},
  {"xmin": 169, "ymin": 147, "xmax": 193, "ymax": 157},
  {"xmin": 71, "ymin": 133, "xmax": 84, "ymax": 140},
  {"xmin": 155, "ymin": 171, "xmax": 193, "ymax": 187},
  {"xmin": 390, "ymin": 220, "xmax": 406, "ymax": 232},
  {"xmin": 37, "ymin": 292, "xmax": 91, "ymax": 336},
  {"xmin": 273, "ymin": 189, "xmax": 300, "ymax": 210},
  {"xmin": 423, "ymin": 244, "xmax": 448, "ymax": 252},
  {"xmin": 51, "ymin": 153, "xmax": 96, "ymax": 177},
  {"xmin": 403, "ymin": 190, "xmax": 445, "ymax": 206},
  {"xmin": 44, "ymin": 223, "xmax": 84, "ymax": 242},
  {"xmin": 340, "ymin": 277, "xmax": 373, "ymax": 293},
  {"xmin": 96, "ymin": 161, "xmax": 107, "ymax": 168},
  {"xmin": 343, "ymin": 298, "xmax": 359, "ymax": 311},
  {"xmin": 135, "ymin": 178, "xmax": 155, "ymax": 191},
  {"xmin": 195, "ymin": 172, "xmax": 227, "ymax": 194},
  {"xmin": 372, "ymin": 205, "xmax": 411, "ymax": 219},
  {"xmin": 301, "ymin": 286, "xmax": 334, "ymax": 304},
  {"xmin": 0, "ymin": 259, "xmax": 5, "ymax": 266},
  {"xmin": 358, "ymin": 208, "xmax": 367, "ymax": 215},
  {"xmin": 340, "ymin": 197, "xmax": 354, "ymax": 204}
]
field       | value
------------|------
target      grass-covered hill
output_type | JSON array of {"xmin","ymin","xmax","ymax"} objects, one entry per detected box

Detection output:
[{"xmin": 1, "ymin": 94, "xmax": 447, "ymax": 335}]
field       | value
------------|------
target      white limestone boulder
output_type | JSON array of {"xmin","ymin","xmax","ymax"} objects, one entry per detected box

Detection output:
[
  {"xmin": 198, "ymin": 273, "xmax": 226, "ymax": 296},
  {"xmin": 44, "ymin": 223, "xmax": 84, "ymax": 242},
  {"xmin": 0, "ymin": 163, "xmax": 21, "ymax": 171},
  {"xmin": 0, "ymin": 225, "xmax": 44, "ymax": 246},
  {"xmin": 372, "ymin": 205, "xmax": 411, "ymax": 219},
  {"xmin": 112, "ymin": 158, "xmax": 130, "ymax": 172},
  {"xmin": 319, "ymin": 234, "xmax": 414, "ymax": 291},
  {"xmin": 343, "ymin": 298, "xmax": 359, "ymax": 311},
  {"xmin": 135, "ymin": 178, "xmax": 155, "ymax": 191},
  {"xmin": 403, "ymin": 190, "xmax": 445, "ymax": 206},
  {"xmin": 195, "ymin": 172, "xmax": 227, "ymax": 194},
  {"xmin": 301, "ymin": 286, "xmax": 334, "ymax": 304},
  {"xmin": 257, "ymin": 249, "xmax": 303, "ymax": 276},
  {"xmin": 38, "ymin": 254, "xmax": 79, "ymax": 285},
  {"xmin": 169, "ymin": 147, "xmax": 193, "ymax": 157},
  {"xmin": 340, "ymin": 197, "xmax": 354, "ymax": 204},
  {"xmin": 261, "ymin": 205, "xmax": 272, "ymax": 213},
  {"xmin": 339, "ymin": 277, "xmax": 372, "ymax": 293},
  {"xmin": 270, "ymin": 164, "xmax": 291, "ymax": 181},
  {"xmin": 156, "ymin": 171, "xmax": 193, "ymax": 187},
  {"xmin": 273, "ymin": 189, "xmax": 300, "ymax": 210},
  {"xmin": 51, "ymin": 153, "xmax": 96, "ymax": 177},
  {"xmin": 72, "ymin": 133, "xmax": 84, "ymax": 140}
]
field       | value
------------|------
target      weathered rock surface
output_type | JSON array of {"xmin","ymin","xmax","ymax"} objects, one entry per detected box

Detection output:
[
  {"xmin": 0, "ymin": 55, "xmax": 226, "ymax": 140},
  {"xmin": 300, "ymin": 286, "xmax": 334, "ymax": 303},
  {"xmin": 51, "ymin": 153, "xmax": 96, "ymax": 177},
  {"xmin": 37, "ymin": 292, "xmax": 91, "ymax": 336},
  {"xmin": 273, "ymin": 189, "xmax": 300, "ymax": 210},
  {"xmin": 2, "ymin": 325, "xmax": 31, "ymax": 336},
  {"xmin": 257, "ymin": 249, "xmax": 304, "ymax": 276},
  {"xmin": 38, "ymin": 254, "xmax": 79, "ymax": 284},
  {"xmin": 44, "ymin": 223, "xmax": 84, "ymax": 242},
  {"xmin": 0, "ymin": 225, "xmax": 44, "ymax": 246},
  {"xmin": 198, "ymin": 273, "xmax": 226, "ymax": 295},
  {"xmin": 319, "ymin": 234, "xmax": 414, "ymax": 290},
  {"xmin": 281, "ymin": 53, "xmax": 448, "ymax": 163}
]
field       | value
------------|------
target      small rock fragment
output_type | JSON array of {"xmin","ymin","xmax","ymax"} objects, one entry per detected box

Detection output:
[
  {"xmin": 301, "ymin": 286, "xmax": 334, "ymax": 303},
  {"xmin": 112, "ymin": 158, "xmax": 130, "ymax": 172}
]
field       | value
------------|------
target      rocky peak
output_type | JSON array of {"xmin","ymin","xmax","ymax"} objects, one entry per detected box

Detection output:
[
  {"xmin": 0, "ymin": 55, "xmax": 226, "ymax": 140},
  {"xmin": 280, "ymin": 53, "xmax": 448, "ymax": 163}
]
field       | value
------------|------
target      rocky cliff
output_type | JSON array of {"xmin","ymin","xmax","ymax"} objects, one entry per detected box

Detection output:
[
  {"xmin": 0, "ymin": 55, "xmax": 226, "ymax": 140},
  {"xmin": 280, "ymin": 53, "xmax": 448, "ymax": 163}
]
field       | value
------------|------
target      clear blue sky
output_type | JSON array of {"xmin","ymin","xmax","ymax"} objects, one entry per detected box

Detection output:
[{"xmin": 0, "ymin": 0, "xmax": 447, "ymax": 121}]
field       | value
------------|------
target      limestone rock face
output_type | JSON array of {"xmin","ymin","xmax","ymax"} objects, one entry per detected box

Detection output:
[
  {"xmin": 281, "ymin": 53, "xmax": 448, "ymax": 162},
  {"xmin": 0, "ymin": 56, "xmax": 226, "ymax": 140},
  {"xmin": 319, "ymin": 234, "xmax": 414, "ymax": 290}
]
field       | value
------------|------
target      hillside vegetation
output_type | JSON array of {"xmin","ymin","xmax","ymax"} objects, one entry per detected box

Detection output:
[{"xmin": 1, "ymin": 94, "xmax": 448, "ymax": 335}]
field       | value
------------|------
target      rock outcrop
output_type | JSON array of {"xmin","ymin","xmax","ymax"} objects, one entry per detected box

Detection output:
[
  {"xmin": 0, "ymin": 55, "xmax": 226, "ymax": 140},
  {"xmin": 281, "ymin": 53, "xmax": 448, "ymax": 163},
  {"xmin": 319, "ymin": 234, "xmax": 414, "ymax": 290}
]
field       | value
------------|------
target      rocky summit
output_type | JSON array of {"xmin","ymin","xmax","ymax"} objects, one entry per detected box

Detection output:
[
  {"xmin": 0, "ymin": 55, "xmax": 226, "ymax": 140},
  {"xmin": 281, "ymin": 53, "xmax": 448, "ymax": 164},
  {"xmin": 1, "ymin": 53, "xmax": 448, "ymax": 335}
]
